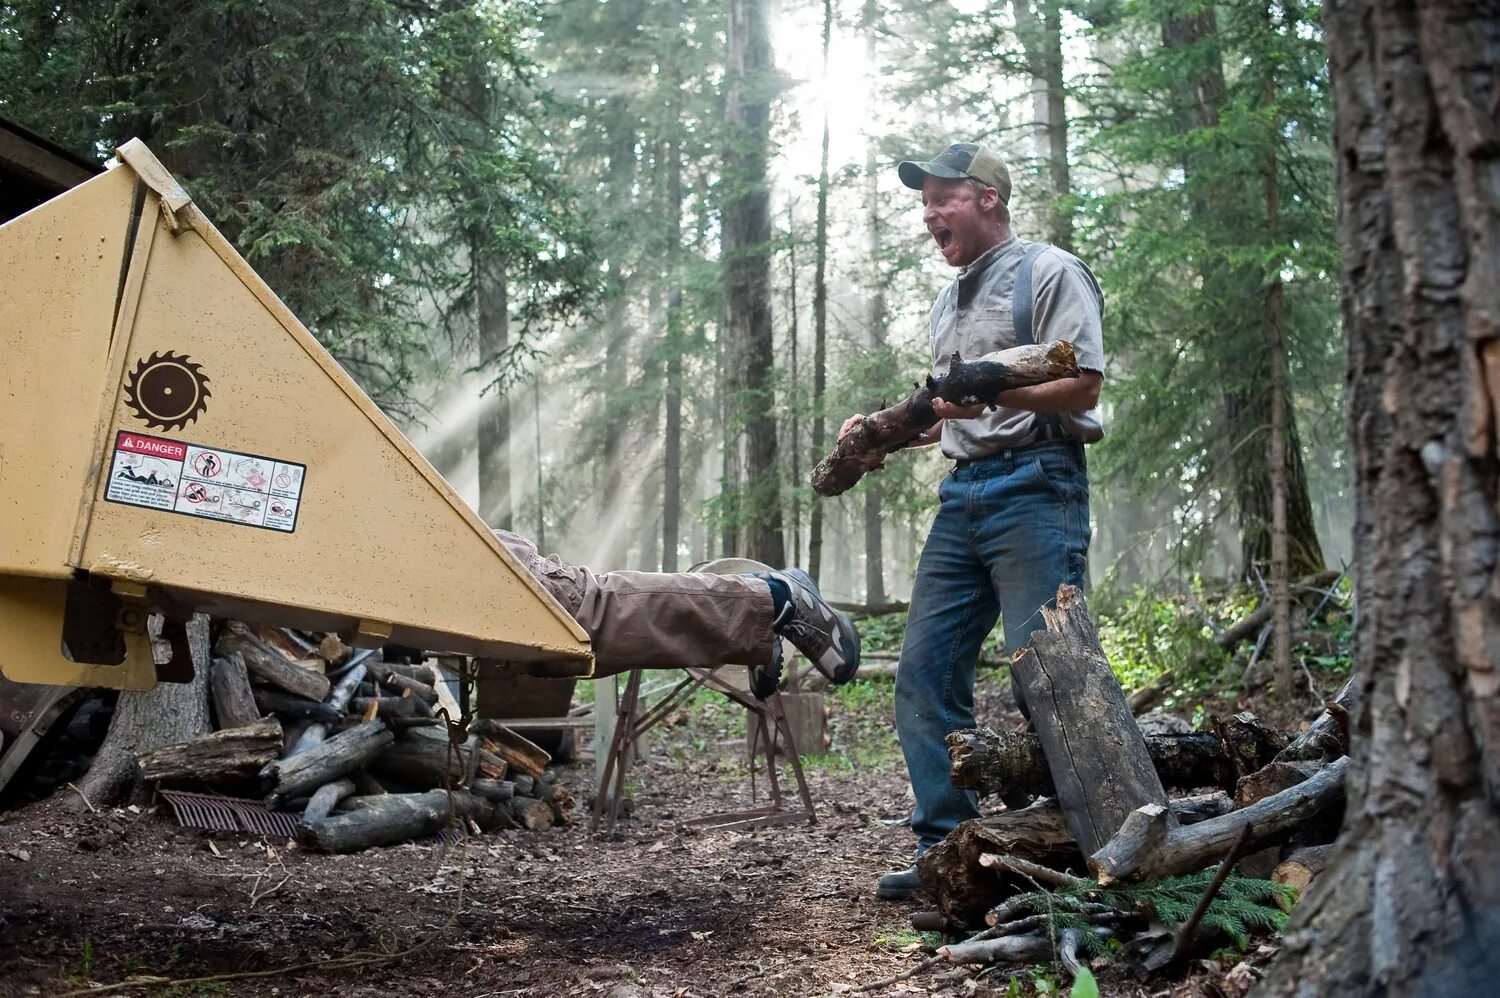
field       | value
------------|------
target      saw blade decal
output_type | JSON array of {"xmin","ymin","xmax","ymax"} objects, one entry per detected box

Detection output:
[{"xmin": 123, "ymin": 351, "xmax": 211, "ymax": 431}]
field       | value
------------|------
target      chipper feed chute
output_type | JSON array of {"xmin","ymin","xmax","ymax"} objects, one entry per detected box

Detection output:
[{"xmin": 0, "ymin": 140, "xmax": 592, "ymax": 690}]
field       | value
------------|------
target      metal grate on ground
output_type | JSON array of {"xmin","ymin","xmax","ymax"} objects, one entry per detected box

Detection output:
[{"xmin": 159, "ymin": 789, "xmax": 301, "ymax": 838}]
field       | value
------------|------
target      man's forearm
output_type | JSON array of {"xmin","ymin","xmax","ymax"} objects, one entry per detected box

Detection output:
[{"xmin": 994, "ymin": 372, "xmax": 1102, "ymax": 413}]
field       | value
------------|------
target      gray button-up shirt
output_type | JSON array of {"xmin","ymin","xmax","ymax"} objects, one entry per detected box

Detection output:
[{"xmin": 930, "ymin": 236, "xmax": 1106, "ymax": 460}]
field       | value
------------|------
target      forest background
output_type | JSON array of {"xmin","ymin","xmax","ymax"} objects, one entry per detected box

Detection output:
[{"xmin": 0, "ymin": 0, "xmax": 1346, "ymax": 612}]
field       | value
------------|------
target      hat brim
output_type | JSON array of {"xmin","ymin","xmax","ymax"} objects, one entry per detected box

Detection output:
[{"xmin": 897, "ymin": 159, "xmax": 969, "ymax": 190}]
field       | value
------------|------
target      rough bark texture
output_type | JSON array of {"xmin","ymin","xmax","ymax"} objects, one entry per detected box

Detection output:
[
  {"xmin": 723, "ymin": 0, "xmax": 784, "ymax": 566},
  {"xmin": 810, "ymin": 342, "xmax": 1079, "ymax": 497},
  {"xmin": 209, "ymin": 653, "xmax": 260, "ymax": 730},
  {"xmin": 1091, "ymin": 756, "xmax": 1348, "ymax": 885},
  {"xmin": 261, "ymin": 720, "xmax": 393, "ymax": 808},
  {"xmin": 920, "ymin": 793, "xmax": 1231, "ymax": 925},
  {"xmin": 1262, "ymin": 2, "xmax": 1500, "ymax": 992},
  {"xmin": 299, "ymin": 789, "xmax": 489, "ymax": 853},
  {"xmin": 948, "ymin": 724, "xmax": 1284, "ymax": 803},
  {"xmin": 219, "ymin": 625, "xmax": 329, "ymax": 702},
  {"xmin": 1011, "ymin": 585, "xmax": 1170, "ymax": 855},
  {"xmin": 137, "ymin": 715, "xmax": 282, "ymax": 784},
  {"xmin": 68, "ymin": 615, "xmax": 213, "ymax": 810}
]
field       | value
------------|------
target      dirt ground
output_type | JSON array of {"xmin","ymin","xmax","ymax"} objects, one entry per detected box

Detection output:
[{"xmin": 0, "ymin": 674, "xmax": 1286, "ymax": 997}]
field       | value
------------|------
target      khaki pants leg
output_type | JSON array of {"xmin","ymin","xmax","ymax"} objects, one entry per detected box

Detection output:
[{"xmin": 495, "ymin": 531, "xmax": 776, "ymax": 677}]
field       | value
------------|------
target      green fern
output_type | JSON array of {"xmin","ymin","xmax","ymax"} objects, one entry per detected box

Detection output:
[{"xmin": 987, "ymin": 871, "xmax": 1297, "ymax": 957}]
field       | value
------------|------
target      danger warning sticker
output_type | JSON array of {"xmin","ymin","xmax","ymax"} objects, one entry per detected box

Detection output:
[{"xmin": 105, "ymin": 431, "xmax": 306, "ymax": 533}]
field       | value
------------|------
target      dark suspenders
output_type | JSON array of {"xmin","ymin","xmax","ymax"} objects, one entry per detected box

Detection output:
[{"xmin": 1012, "ymin": 243, "xmax": 1067, "ymax": 442}]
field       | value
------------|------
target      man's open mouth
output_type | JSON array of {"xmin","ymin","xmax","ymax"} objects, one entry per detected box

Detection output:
[{"xmin": 934, "ymin": 228, "xmax": 953, "ymax": 249}]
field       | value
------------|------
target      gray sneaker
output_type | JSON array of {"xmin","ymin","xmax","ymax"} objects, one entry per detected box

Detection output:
[
  {"xmin": 877, "ymin": 864, "xmax": 921, "ymax": 901},
  {"xmin": 755, "ymin": 568, "xmax": 860, "ymax": 685}
]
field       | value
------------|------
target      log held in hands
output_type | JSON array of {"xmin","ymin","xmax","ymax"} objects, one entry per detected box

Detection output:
[{"xmin": 810, "ymin": 341, "xmax": 1080, "ymax": 497}]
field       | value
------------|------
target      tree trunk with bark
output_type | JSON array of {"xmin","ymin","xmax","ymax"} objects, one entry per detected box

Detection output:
[
  {"xmin": 807, "ymin": 0, "xmax": 833, "ymax": 584},
  {"xmin": 1013, "ymin": 0, "xmax": 1072, "ymax": 251},
  {"xmin": 1262, "ymin": 2, "xmax": 1500, "ymax": 991},
  {"xmin": 723, "ymin": 0, "xmax": 784, "ymax": 567},
  {"xmin": 67, "ymin": 615, "xmax": 212, "ymax": 811}
]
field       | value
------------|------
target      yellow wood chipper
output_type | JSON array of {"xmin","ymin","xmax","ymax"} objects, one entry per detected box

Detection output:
[{"xmin": 0, "ymin": 134, "xmax": 593, "ymax": 697}]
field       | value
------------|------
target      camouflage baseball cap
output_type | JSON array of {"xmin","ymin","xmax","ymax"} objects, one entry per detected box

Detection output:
[{"xmin": 897, "ymin": 142, "xmax": 1012, "ymax": 204}]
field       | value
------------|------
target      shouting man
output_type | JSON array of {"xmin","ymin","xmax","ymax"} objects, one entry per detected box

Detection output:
[{"xmin": 840, "ymin": 142, "xmax": 1106, "ymax": 900}]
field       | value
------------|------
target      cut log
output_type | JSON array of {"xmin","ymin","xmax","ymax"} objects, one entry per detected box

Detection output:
[
  {"xmin": 514, "ymin": 796, "xmax": 555, "ymax": 831},
  {"xmin": 1090, "ymin": 756, "xmax": 1349, "ymax": 884},
  {"xmin": 287, "ymin": 663, "xmax": 368, "ymax": 757},
  {"xmin": 1234, "ymin": 760, "xmax": 1322, "ymax": 808},
  {"xmin": 303, "ymin": 778, "xmax": 356, "ymax": 823},
  {"xmin": 470, "ymin": 719, "xmax": 551, "ymax": 779},
  {"xmin": 1274, "ymin": 677, "xmax": 1356, "ymax": 763},
  {"xmin": 939, "ymin": 934, "xmax": 1053, "ymax": 965},
  {"xmin": 137, "ymin": 716, "xmax": 283, "ymax": 784},
  {"xmin": 299, "ymin": 789, "xmax": 490, "ymax": 853},
  {"xmin": 244, "ymin": 623, "xmax": 317, "ymax": 662},
  {"xmin": 810, "ymin": 341, "xmax": 1080, "ymax": 497},
  {"xmin": 1272, "ymin": 844, "xmax": 1335, "ymax": 894},
  {"xmin": 220, "ymin": 624, "xmax": 330, "ymax": 702},
  {"xmin": 367, "ymin": 661, "xmax": 439, "ymax": 685},
  {"xmin": 252, "ymin": 688, "xmax": 343, "ymax": 724},
  {"xmin": 948, "ymin": 724, "xmax": 1288, "ymax": 803},
  {"xmin": 1010, "ymin": 585, "xmax": 1170, "ymax": 855},
  {"xmin": 477, "ymin": 747, "xmax": 509, "ymax": 781},
  {"xmin": 318, "ymin": 633, "xmax": 349, "ymax": 665},
  {"xmin": 348, "ymin": 696, "xmax": 418, "ymax": 720},
  {"xmin": 919, "ymin": 793, "xmax": 1230, "ymax": 925},
  {"xmin": 210, "ymin": 653, "xmax": 261, "ymax": 730},
  {"xmin": 471, "ymin": 778, "xmax": 515, "ymax": 803},
  {"xmin": 376, "ymin": 673, "xmax": 436, "ymax": 701},
  {"xmin": 370, "ymin": 732, "xmax": 475, "ymax": 789},
  {"xmin": 261, "ymin": 720, "xmax": 393, "ymax": 808}
]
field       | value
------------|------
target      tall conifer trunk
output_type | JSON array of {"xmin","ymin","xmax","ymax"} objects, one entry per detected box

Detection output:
[
  {"xmin": 723, "ymin": 0, "xmax": 784, "ymax": 566},
  {"xmin": 1263, "ymin": 0, "xmax": 1500, "ymax": 990},
  {"xmin": 1013, "ymin": 0, "xmax": 1072, "ymax": 251},
  {"xmin": 808, "ymin": 0, "xmax": 833, "ymax": 584}
]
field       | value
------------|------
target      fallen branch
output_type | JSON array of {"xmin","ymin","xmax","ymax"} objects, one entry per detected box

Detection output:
[
  {"xmin": 810, "ymin": 342, "xmax": 1078, "ymax": 497},
  {"xmin": 1090, "ymin": 756, "xmax": 1348, "ymax": 884},
  {"xmin": 978, "ymin": 853, "xmax": 1085, "ymax": 889}
]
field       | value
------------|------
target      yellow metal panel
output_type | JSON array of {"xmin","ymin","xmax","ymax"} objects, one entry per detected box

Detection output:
[
  {"xmin": 0, "ymin": 577, "xmax": 156, "ymax": 690},
  {"xmin": 0, "ymin": 168, "xmax": 138, "ymax": 577},
  {"xmin": 75, "ymin": 155, "xmax": 591, "ymax": 664}
]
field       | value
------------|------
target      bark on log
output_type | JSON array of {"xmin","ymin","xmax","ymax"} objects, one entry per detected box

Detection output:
[
  {"xmin": 939, "ymin": 934, "xmax": 1054, "ymax": 965},
  {"xmin": 252, "ymin": 688, "xmax": 342, "ymax": 724},
  {"xmin": 220, "ymin": 625, "xmax": 331, "ymax": 702},
  {"xmin": 470, "ymin": 720, "xmax": 550, "ymax": 779},
  {"xmin": 948, "ymin": 723, "xmax": 1287, "ymax": 803},
  {"xmin": 1271, "ymin": 844, "xmax": 1335, "ymax": 894},
  {"xmin": 261, "ymin": 720, "xmax": 393, "ymax": 808},
  {"xmin": 1274, "ymin": 677, "xmax": 1356, "ymax": 763},
  {"xmin": 1234, "ymin": 760, "xmax": 1322, "ymax": 808},
  {"xmin": 303, "ymin": 778, "xmax": 356, "ymax": 823},
  {"xmin": 371, "ymin": 733, "xmax": 475, "ymax": 789},
  {"xmin": 210, "ymin": 654, "xmax": 261, "ymax": 730},
  {"xmin": 137, "ymin": 716, "xmax": 283, "ymax": 784},
  {"xmin": 471, "ymin": 778, "xmax": 515, "ymax": 802},
  {"xmin": 1090, "ymin": 756, "xmax": 1349, "ymax": 884},
  {"xmin": 299, "ymin": 789, "xmax": 490, "ymax": 853},
  {"xmin": 918, "ymin": 793, "xmax": 1231, "ymax": 925},
  {"xmin": 348, "ymin": 696, "xmax": 417, "ymax": 720},
  {"xmin": 810, "ymin": 341, "xmax": 1080, "ymax": 497},
  {"xmin": 288, "ymin": 663, "xmax": 368, "ymax": 757},
  {"xmin": 1010, "ymin": 585, "xmax": 1170, "ymax": 855}
]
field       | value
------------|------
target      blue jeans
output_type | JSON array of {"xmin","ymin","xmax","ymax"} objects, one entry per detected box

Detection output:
[{"xmin": 895, "ymin": 441, "xmax": 1091, "ymax": 854}]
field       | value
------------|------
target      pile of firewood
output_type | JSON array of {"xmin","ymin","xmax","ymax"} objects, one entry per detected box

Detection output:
[
  {"xmin": 905, "ymin": 585, "xmax": 1350, "ymax": 981},
  {"xmin": 133, "ymin": 621, "xmax": 573, "ymax": 852}
]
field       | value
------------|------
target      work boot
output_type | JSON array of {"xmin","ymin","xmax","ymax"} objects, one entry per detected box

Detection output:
[
  {"xmin": 749, "ymin": 636, "xmax": 783, "ymax": 700},
  {"xmin": 876, "ymin": 864, "xmax": 922, "ymax": 901},
  {"xmin": 752, "ymin": 568, "xmax": 861, "ymax": 685}
]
